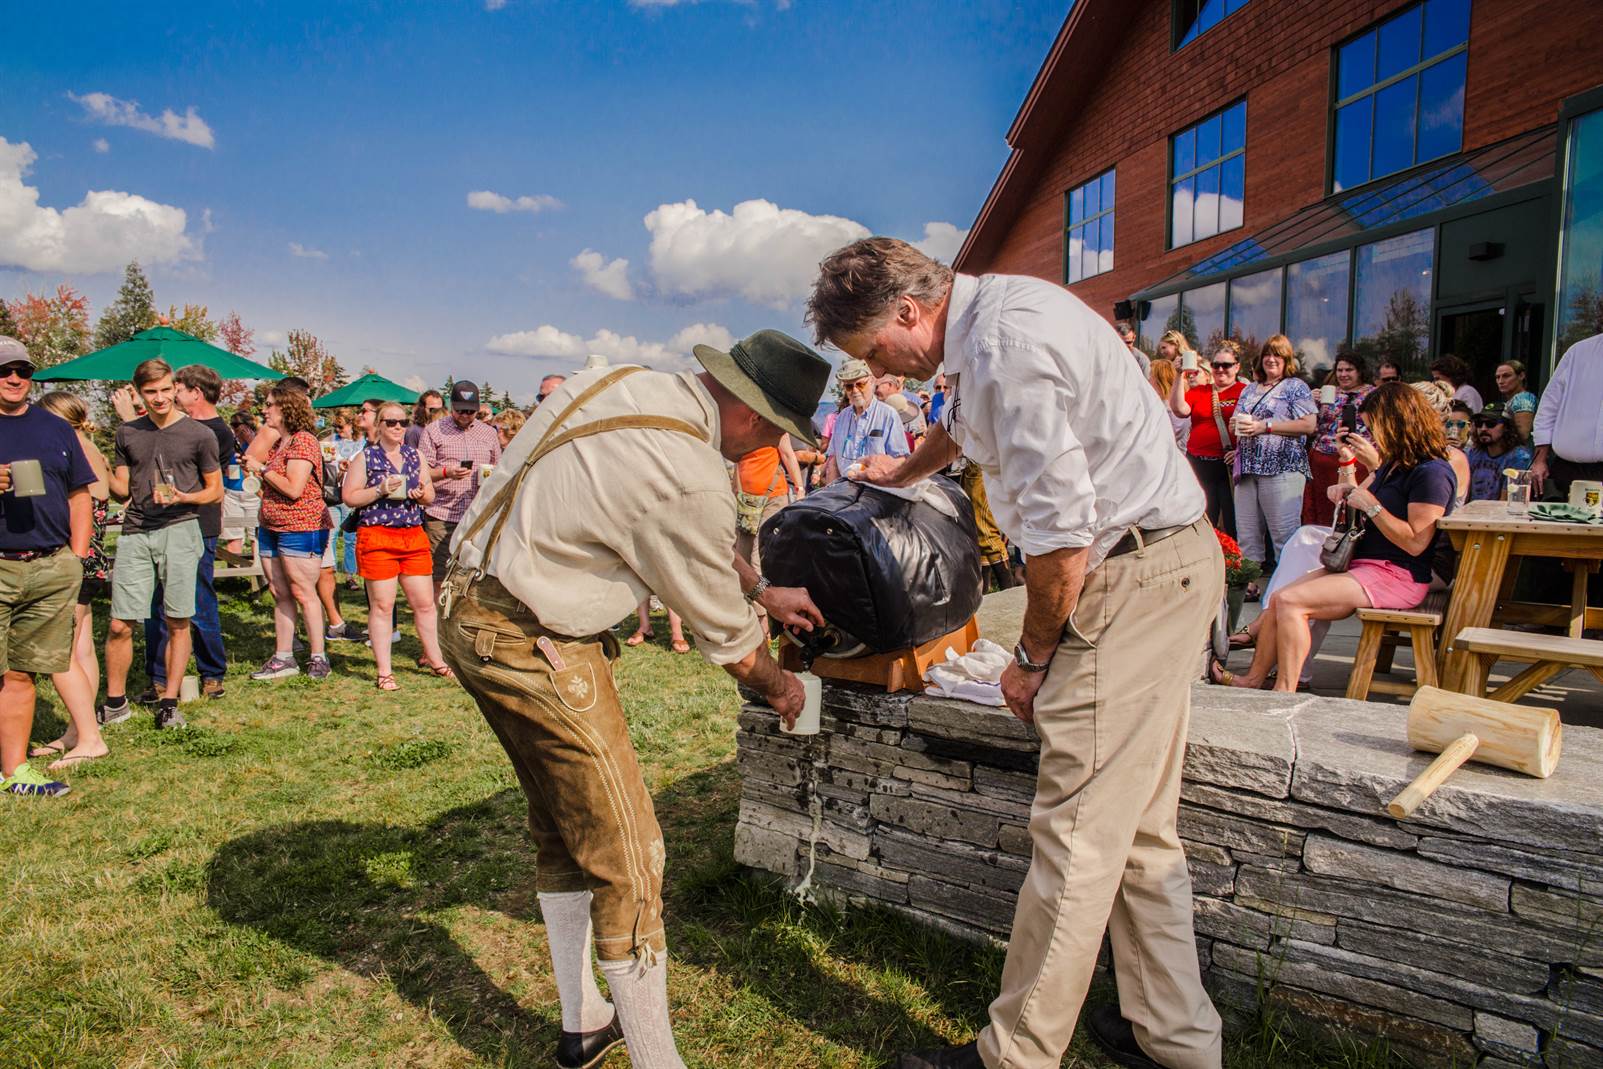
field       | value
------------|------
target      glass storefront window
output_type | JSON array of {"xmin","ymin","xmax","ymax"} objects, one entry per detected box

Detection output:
[
  {"xmin": 1353, "ymin": 228, "xmax": 1434, "ymax": 376},
  {"xmin": 1227, "ymin": 267, "xmax": 1283, "ymax": 357},
  {"xmin": 1140, "ymin": 293, "xmax": 1181, "ymax": 353},
  {"xmin": 1556, "ymin": 106, "xmax": 1603, "ymax": 357},
  {"xmin": 1171, "ymin": 101, "xmax": 1247, "ymax": 247},
  {"xmin": 1286, "ymin": 251, "xmax": 1352, "ymax": 381},
  {"xmin": 1181, "ymin": 280, "xmax": 1228, "ymax": 350}
]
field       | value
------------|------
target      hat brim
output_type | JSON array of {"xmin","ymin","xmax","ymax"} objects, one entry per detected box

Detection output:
[{"xmin": 693, "ymin": 344, "xmax": 819, "ymax": 448}]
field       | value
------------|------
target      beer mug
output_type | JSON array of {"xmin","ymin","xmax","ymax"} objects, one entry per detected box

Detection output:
[
  {"xmin": 1180, "ymin": 351, "xmax": 1198, "ymax": 372},
  {"xmin": 1319, "ymin": 385, "xmax": 1337, "ymax": 406},
  {"xmin": 1570, "ymin": 480, "xmax": 1603, "ymax": 519},
  {"xmin": 7, "ymin": 458, "xmax": 45, "ymax": 497}
]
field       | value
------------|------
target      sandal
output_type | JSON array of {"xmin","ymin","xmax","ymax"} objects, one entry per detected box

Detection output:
[
  {"xmin": 625, "ymin": 631, "xmax": 653, "ymax": 647},
  {"xmin": 1207, "ymin": 656, "xmax": 1235, "ymax": 687},
  {"xmin": 376, "ymin": 673, "xmax": 399, "ymax": 691},
  {"xmin": 47, "ymin": 751, "xmax": 106, "ymax": 772},
  {"xmin": 670, "ymin": 639, "xmax": 691, "ymax": 654},
  {"xmin": 29, "ymin": 740, "xmax": 68, "ymax": 758},
  {"xmin": 1228, "ymin": 626, "xmax": 1255, "ymax": 650},
  {"xmin": 422, "ymin": 661, "xmax": 456, "ymax": 679}
]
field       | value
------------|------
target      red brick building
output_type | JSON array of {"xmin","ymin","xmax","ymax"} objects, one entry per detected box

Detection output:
[{"xmin": 954, "ymin": 0, "xmax": 1603, "ymax": 394}]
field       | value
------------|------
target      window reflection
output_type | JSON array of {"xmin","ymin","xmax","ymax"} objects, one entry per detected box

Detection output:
[
  {"xmin": 1140, "ymin": 293, "xmax": 1181, "ymax": 353},
  {"xmin": 1332, "ymin": 0, "xmax": 1468, "ymax": 191},
  {"xmin": 1556, "ymin": 106, "xmax": 1603, "ymax": 355},
  {"xmin": 1065, "ymin": 167, "xmax": 1116, "ymax": 284},
  {"xmin": 1175, "ymin": 0, "xmax": 1252, "ymax": 49},
  {"xmin": 1286, "ymin": 252, "xmax": 1352, "ymax": 380},
  {"xmin": 1171, "ymin": 100, "xmax": 1247, "ymax": 247},
  {"xmin": 1181, "ymin": 280, "xmax": 1228, "ymax": 349},
  {"xmin": 1228, "ymin": 267, "xmax": 1283, "ymax": 357},
  {"xmin": 1354, "ymin": 229, "xmax": 1434, "ymax": 375}
]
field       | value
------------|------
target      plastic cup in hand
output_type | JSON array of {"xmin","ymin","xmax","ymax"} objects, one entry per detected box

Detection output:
[
  {"xmin": 386, "ymin": 475, "xmax": 407, "ymax": 500},
  {"xmin": 242, "ymin": 475, "xmax": 261, "ymax": 495},
  {"xmin": 780, "ymin": 672, "xmax": 822, "ymax": 736},
  {"xmin": 7, "ymin": 458, "xmax": 45, "ymax": 498},
  {"xmin": 227, "ymin": 463, "xmax": 242, "ymax": 481},
  {"xmin": 1506, "ymin": 471, "xmax": 1534, "ymax": 515},
  {"xmin": 1319, "ymin": 385, "xmax": 1338, "ymax": 406},
  {"xmin": 479, "ymin": 463, "xmax": 495, "ymax": 481},
  {"xmin": 179, "ymin": 675, "xmax": 201, "ymax": 703}
]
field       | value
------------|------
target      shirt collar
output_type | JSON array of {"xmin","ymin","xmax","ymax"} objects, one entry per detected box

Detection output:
[{"xmin": 940, "ymin": 273, "xmax": 982, "ymax": 377}]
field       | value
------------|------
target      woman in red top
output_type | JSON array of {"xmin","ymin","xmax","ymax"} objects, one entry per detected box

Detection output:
[
  {"xmin": 243, "ymin": 385, "xmax": 333, "ymax": 681},
  {"xmin": 1168, "ymin": 339, "xmax": 1245, "ymax": 537}
]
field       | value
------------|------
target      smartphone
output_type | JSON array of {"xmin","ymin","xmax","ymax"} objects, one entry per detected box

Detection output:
[{"xmin": 1339, "ymin": 402, "xmax": 1357, "ymax": 433}]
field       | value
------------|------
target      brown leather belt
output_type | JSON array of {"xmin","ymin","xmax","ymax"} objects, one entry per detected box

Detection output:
[{"xmin": 1107, "ymin": 521, "xmax": 1195, "ymax": 559}]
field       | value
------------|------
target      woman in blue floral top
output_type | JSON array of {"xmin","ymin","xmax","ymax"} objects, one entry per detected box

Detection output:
[
  {"xmin": 1303, "ymin": 353, "xmax": 1375, "ymax": 526},
  {"xmin": 1231, "ymin": 335, "xmax": 1317, "ymax": 588},
  {"xmin": 1493, "ymin": 360, "xmax": 1539, "ymax": 443}
]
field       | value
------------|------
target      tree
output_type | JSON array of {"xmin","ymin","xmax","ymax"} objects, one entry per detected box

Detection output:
[
  {"xmin": 1351, "ymin": 290, "xmax": 1429, "ymax": 377},
  {"xmin": 0, "ymin": 298, "xmax": 17, "ymax": 339},
  {"xmin": 1557, "ymin": 275, "xmax": 1603, "ymax": 357},
  {"xmin": 164, "ymin": 303, "xmax": 219, "ymax": 342},
  {"xmin": 8, "ymin": 285, "xmax": 91, "ymax": 369},
  {"xmin": 267, "ymin": 328, "xmax": 348, "ymax": 398},
  {"xmin": 94, "ymin": 261, "xmax": 158, "ymax": 350},
  {"xmin": 217, "ymin": 311, "xmax": 255, "ymax": 358}
]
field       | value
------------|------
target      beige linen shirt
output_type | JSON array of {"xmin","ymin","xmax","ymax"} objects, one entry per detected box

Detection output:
[{"xmin": 449, "ymin": 368, "xmax": 763, "ymax": 665}]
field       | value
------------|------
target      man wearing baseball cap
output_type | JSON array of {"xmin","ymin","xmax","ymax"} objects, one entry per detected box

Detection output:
[
  {"xmin": 418, "ymin": 380, "xmax": 501, "ymax": 586},
  {"xmin": 438, "ymin": 329, "xmax": 830, "ymax": 1069},
  {"xmin": 1466, "ymin": 401, "xmax": 1533, "ymax": 502},
  {"xmin": 821, "ymin": 357, "xmax": 909, "ymax": 485},
  {"xmin": 0, "ymin": 336, "xmax": 95, "ymax": 797}
]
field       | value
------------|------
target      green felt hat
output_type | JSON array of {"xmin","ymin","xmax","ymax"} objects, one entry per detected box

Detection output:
[{"xmin": 693, "ymin": 329, "xmax": 830, "ymax": 447}]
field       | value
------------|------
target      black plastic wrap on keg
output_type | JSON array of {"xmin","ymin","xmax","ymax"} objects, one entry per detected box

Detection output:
[{"xmin": 757, "ymin": 475, "xmax": 983, "ymax": 654}]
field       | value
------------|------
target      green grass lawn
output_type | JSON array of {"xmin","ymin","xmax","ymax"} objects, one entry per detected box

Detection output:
[{"xmin": 2, "ymin": 584, "xmax": 1402, "ymax": 1068}]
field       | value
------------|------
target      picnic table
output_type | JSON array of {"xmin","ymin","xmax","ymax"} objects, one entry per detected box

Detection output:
[{"xmin": 1437, "ymin": 499, "xmax": 1603, "ymax": 696}]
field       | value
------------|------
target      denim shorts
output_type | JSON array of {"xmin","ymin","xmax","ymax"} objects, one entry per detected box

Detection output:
[{"xmin": 258, "ymin": 527, "xmax": 330, "ymax": 559}]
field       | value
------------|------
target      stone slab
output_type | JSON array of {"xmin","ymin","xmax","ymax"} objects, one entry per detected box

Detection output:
[
  {"xmin": 1178, "ymin": 805, "xmax": 1305, "ymax": 859},
  {"xmin": 868, "ymin": 791, "xmax": 1000, "ymax": 848},
  {"xmin": 1302, "ymin": 834, "xmax": 1510, "ymax": 911},
  {"xmin": 733, "ymin": 819, "xmax": 799, "ymax": 878},
  {"xmin": 1180, "ymin": 781, "xmax": 1420, "ymax": 851},
  {"xmin": 1263, "ymin": 985, "xmax": 1479, "ymax": 1069},
  {"xmin": 1183, "ymin": 688, "xmax": 1306, "ymax": 798},
  {"xmin": 1415, "ymin": 835, "xmax": 1603, "ymax": 895},
  {"xmin": 1336, "ymin": 918, "xmax": 1549, "ymax": 995},
  {"xmin": 906, "ymin": 874, "xmax": 1016, "ymax": 935},
  {"xmin": 1473, "ymin": 1012, "xmax": 1541, "ymax": 1061},
  {"xmin": 1192, "ymin": 895, "xmax": 1335, "ymax": 949},
  {"xmin": 1210, "ymin": 942, "xmax": 1473, "ymax": 1030},
  {"xmin": 873, "ymin": 826, "xmax": 1029, "ymax": 892},
  {"xmin": 906, "ymin": 695, "xmax": 1039, "ymax": 751}
]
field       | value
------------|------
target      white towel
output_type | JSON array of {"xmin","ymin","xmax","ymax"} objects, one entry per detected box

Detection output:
[
  {"xmin": 845, "ymin": 469, "xmax": 960, "ymax": 520},
  {"xmin": 922, "ymin": 638, "xmax": 1011, "ymax": 706}
]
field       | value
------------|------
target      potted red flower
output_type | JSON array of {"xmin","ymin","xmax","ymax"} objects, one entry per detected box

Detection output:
[{"xmin": 1216, "ymin": 527, "xmax": 1262, "ymax": 631}]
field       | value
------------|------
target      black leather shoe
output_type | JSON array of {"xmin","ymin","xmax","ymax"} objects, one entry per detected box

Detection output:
[
  {"xmin": 1086, "ymin": 1003, "xmax": 1164, "ymax": 1068},
  {"xmin": 893, "ymin": 1041, "xmax": 985, "ymax": 1068},
  {"xmin": 556, "ymin": 1013, "xmax": 624, "ymax": 1069}
]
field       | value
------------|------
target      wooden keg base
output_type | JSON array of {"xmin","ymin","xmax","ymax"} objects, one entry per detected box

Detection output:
[{"xmin": 778, "ymin": 617, "xmax": 980, "ymax": 695}]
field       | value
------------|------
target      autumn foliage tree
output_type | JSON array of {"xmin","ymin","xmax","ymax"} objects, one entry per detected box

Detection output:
[
  {"xmin": 267, "ymin": 329, "xmax": 347, "ymax": 398},
  {"xmin": 8, "ymin": 285, "xmax": 91, "ymax": 368}
]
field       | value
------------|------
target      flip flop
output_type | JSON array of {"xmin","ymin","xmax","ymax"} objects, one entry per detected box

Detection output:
[
  {"xmin": 1228, "ymin": 627, "xmax": 1255, "ymax": 650},
  {"xmin": 671, "ymin": 639, "xmax": 691, "ymax": 654},
  {"xmin": 29, "ymin": 740, "xmax": 67, "ymax": 758},
  {"xmin": 625, "ymin": 631, "xmax": 653, "ymax": 647},
  {"xmin": 1207, "ymin": 655, "xmax": 1235, "ymax": 687},
  {"xmin": 46, "ymin": 751, "xmax": 106, "ymax": 772}
]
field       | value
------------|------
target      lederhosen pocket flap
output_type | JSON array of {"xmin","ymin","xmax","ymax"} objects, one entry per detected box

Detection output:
[{"xmin": 552, "ymin": 662, "xmax": 598, "ymax": 713}]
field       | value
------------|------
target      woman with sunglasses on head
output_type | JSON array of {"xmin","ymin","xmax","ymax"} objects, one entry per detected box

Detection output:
[
  {"xmin": 1303, "ymin": 353, "xmax": 1375, "ymax": 526},
  {"xmin": 341, "ymin": 402, "xmax": 448, "ymax": 690},
  {"xmin": 1168, "ymin": 338, "xmax": 1245, "ymax": 536}
]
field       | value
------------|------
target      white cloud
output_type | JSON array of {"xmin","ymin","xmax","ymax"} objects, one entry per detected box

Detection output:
[
  {"xmin": 644, "ymin": 198, "xmax": 869, "ymax": 307},
  {"xmin": 571, "ymin": 248, "xmax": 635, "ymax": 300},
  {"xmin": 486, "ymin": 320, "xmax": 734, "ymax": 372},
  {"xmin": 466, "ymin": 190, "xmax": 562, "ymax": 215},
  {"xmin": 92, "ymin": 137, "xmax": 110, "ymax": 154},
  {"xmin": 288, "ymin": 242, "xmax": 328, "ymax": 261},
  {"xmin": 0, "ymin": 137, "xmax": 198, "ymax": 273},
  {"xmin": 260, "ymin": 330, "xmax": 288, "ymax": 348},
  {"xmin": 403, "ymin": 374, "xmax": 429, "ymax": 392},
  {"xmin": 69, "ymin": 92, "xmax": 215, "ymax": 149},
  {"xmin": 914, "ymin": 221, "xmax": 969, "ymax": 264}
]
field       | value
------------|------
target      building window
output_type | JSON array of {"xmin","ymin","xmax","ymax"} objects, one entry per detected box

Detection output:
[
  {"xmin": 1171, "ymin": 101, "xmax": 1246, "ymax": 248},
  {"xmin": 1174, "ymin": 0, "xmax": 1252, "ymax": 50},
  {"xmin": 1555, "ymin": 99, "xmax": 1603, "ymax": 356},
  {"xmin": 1353, "ymin": 228, "xmax": 1435, "ymax": 375},
  {"xmin": 1227, "ymin": 267, "xmax": 1283, "ymax": 357},
  {"xmin": 1285, "ymin": 251, "xmax": 1352, "ymax": 380},
  {"xmin": 1065, "ymin": 169, "xmax": 1115, "ymax": 284},
  {"xmin": 1332, "ymin": 0, "xmax": 1471, "ymax": 193},
  {"xmin": 1179, "ymin": 280, "xmax": 1228, "ymax": 349},
  {"xmin": 1140, "ymin": 293, "xmax": 1180, "ymax": 353}
]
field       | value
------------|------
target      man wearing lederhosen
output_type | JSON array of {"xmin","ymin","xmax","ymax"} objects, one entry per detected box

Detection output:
[{"xmin": 809, "ymin": 238, "xmax": 1224, "ymax": 1069}]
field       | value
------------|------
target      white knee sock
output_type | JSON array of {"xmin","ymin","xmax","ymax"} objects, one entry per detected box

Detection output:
[
  {"xmin": 537, "ymin": 891, "xmax": 615, "ymax": 1033},
  {"xmin": 599, "ymin": 952, "xmax": 686, "ymax": 1069}
]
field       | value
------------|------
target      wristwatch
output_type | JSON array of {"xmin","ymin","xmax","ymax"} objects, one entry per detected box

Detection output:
[
  {"xmin": 744, "ymin": 576, "xmax": 770, "ymax": 604},
  {"xmin": 1013, "ymin": 642, "xmax": 1051, "ymax": 673},
  {"xmin": 1361, "ymin": 502, "xmax": 1383, "ymax": 520}
]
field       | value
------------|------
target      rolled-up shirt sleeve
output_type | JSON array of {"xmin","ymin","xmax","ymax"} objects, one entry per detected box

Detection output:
[
  {"xmin": 970, "ymin": 343, "xmax": 1098, "ymax": 556},
  {"xmin": 620, "ymin": 488, "xmax": 765, "ymax": 666}
]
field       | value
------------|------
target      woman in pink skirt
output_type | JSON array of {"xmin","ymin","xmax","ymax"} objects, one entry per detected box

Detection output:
[{"xmin": 1211, "ymin": 382, "xmax": 1456, "ymax": 692}]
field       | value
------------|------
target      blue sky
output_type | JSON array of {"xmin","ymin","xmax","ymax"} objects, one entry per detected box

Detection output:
[{"xmin": 2, "ymin": 0, "xmax": 1065, "ymax": 400}]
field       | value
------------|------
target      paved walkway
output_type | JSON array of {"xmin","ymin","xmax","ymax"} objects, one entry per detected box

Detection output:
[{"xmin": 1233, "ymin": 603, "xmax": 1603, "ymax": 730}]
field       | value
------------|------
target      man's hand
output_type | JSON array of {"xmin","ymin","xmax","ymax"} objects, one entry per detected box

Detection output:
[
  {"xmin": 1529, "ymin": 450, "xmax": 1549, "ymax": 498},
  {"xmin": 766, "ymin": 670, "xmax": 806, "ymax": 730},
  {"xmin": 848, "ymin": 453, "xmax": 907, "ymax": 486},
  {"xmin": 1000, "ymin": 662, "xmax": 1047, "ymax": 725},
  {"xmin": 760, "ymin": 585, "xmax": 825, "ymax": 632},
  {"xmin": 0, "ymin": 464, "xmax": 9, "ymax": 494}
]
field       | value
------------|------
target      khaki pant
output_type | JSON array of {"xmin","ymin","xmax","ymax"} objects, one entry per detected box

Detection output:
[
  {"xmin": 439, "ymin": 576, "xmax": 667, "ymax": 961},
  {"xmin": 961, "ymin": 463, "xmax": 1009, "ymax": 567},
  {"xmin": 424, "ymin": 517, "xmax": 457, "ymax": 584},
  {"xmin": 979, "ymin": 519, "xmax": 1223, "ymax": 1069},
  {"xmin": 0, "ymin": 549, "xmax": 83, "ymax": 675}
]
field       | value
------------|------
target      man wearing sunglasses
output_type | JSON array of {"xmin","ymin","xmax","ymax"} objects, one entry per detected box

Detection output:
[
  {"xmin": 820, "ymin": 359, "xmax": 908, "ymax": 485},
  {"xmin": 0, "ymin": 337, "xmax": 96, "ymax": 798},
  {"xmin": 1464, "ymin": 402, "xmax": 1533, "ymax": 502}
]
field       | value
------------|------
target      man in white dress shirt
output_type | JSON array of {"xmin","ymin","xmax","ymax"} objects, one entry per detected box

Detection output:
[
  {"xmin": 1529, "ymin": 331, "xmax": 1603, "ymax": 501},
  {"xmin": 808, "ymin": 238, "xmax": 1224, "ymax": 1069}
]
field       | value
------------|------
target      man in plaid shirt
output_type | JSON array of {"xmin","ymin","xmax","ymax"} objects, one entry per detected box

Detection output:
[{"xmin": 419, "ymin": 380, "xmax": 501, "ymax": 584}]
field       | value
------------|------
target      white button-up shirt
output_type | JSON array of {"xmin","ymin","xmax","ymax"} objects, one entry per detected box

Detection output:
[
  {"xmin": 1532, "ymin": 332, "xmax": 1603, "ymax": 463},
  {"xmin": 939, "ymin": 273, "xmax": 1205, "ymax": 569}
]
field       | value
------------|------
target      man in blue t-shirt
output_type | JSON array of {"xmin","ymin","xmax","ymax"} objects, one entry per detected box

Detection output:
[
  {"xmin": 0, "ymin": 337, "xmax": 94, "ymax": 798},
  {"xmin": 822, "ymin": 358, "xmax": 909, "ymax": 484},
  {"xmin": 1465, "ymin": 402, "xmax": 1533, "ymax": 502}
]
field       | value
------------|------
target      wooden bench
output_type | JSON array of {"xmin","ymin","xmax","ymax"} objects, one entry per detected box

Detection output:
[{"xmin": 1453, "ymin": 626, "xmax": 1603, "ymax": 703}]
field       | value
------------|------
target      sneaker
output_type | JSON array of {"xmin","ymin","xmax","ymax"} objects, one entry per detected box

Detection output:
[
  {"xmin": 326, "ymin": 622, "xmax": 367, "ymax": 643},
  {"xmin": 306, "ymin": 654, "xmax": 332, "ymax": 681},
  {"xmin": 97, "ymin": 699, "xmax": 132, "ymax": 726},
  {"xmin": 155, "ymin": 706, "xmax": 187, "ymax": 730},
  {"xmin": 2, "ymin": 762, "xmax": 71, "ymax": 798},
  {"xmin": 202, "ymin": 678, "xmax": 225, "ymax": 700},
  {"xmin": 292, "ymin": 636, "xmax": 307, "ymax": 654},
  {"xmin": 250, "ymin": 655, "xmax": 300, "ymax": 681},
  {"xmin": 134, "ymin": 687, "xmax": 161, "ymax": 706}
]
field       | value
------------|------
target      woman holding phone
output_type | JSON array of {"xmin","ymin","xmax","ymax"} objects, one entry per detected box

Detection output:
[
  {"xmin": 1304, "ymin": 354, "xmax": 1374, "ymax": 526},
  {"xmin": 341, "ymin": 401, "xmax": 449, "ymax": 690}
]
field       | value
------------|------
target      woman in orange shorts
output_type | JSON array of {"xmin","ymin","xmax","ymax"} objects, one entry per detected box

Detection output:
[{"xmin": 341, "ymin": 402, "xmax": 452, "ymax": 689}]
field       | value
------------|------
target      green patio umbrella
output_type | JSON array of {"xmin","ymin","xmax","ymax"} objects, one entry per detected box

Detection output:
[
  {"xmin": 33, "ymin": 326, "xmax": 285, "ymax": 382},
  {"xmin": 311, "ymin": 372, "xmax": 419, "ymax": 409}
]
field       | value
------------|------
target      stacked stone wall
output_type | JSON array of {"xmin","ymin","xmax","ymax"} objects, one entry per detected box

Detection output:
[{"xmin": 734, "ymin": 683, "xmax": 1603, "ymax": 1068}]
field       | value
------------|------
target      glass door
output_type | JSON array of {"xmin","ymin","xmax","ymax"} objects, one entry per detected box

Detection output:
[{"xmin": 1554, "ymin": 92, "xmax": 1603, "ymax": 360}]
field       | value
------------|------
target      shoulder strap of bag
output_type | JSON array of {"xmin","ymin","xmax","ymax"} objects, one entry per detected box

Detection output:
[{"xmin": 1210, "ymin": 385, "xmax": 1232, "ymax": 450}]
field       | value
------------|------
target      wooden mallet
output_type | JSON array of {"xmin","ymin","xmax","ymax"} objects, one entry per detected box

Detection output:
[{"xmin": 1386, "ymin": 686, "xmax": 1562, "ymax": 820}]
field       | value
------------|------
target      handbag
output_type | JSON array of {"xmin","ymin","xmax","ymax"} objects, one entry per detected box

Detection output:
[
  {"xmin": 736, "ymin": 467, "xmax": 783, "ymax": 535},
  {"xmin": 1319, "ymin": 501, "xmax": 1366, "ymax": 573}
]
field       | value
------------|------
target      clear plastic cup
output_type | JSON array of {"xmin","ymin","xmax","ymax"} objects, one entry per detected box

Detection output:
[
  {"xmin": 780, "ymin": 672, "xmax": 822, "ymax": 736},
  {"xmin": 1507, "ymin": 471, "xmax": 1534, "ymax": 515}
]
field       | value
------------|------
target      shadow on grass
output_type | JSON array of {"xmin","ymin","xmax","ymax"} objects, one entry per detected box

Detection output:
[{"xmin": 205, "ymin": 763, "xmax": 982, "ymax": 1065}]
